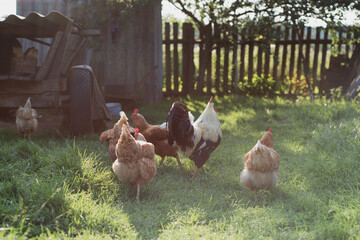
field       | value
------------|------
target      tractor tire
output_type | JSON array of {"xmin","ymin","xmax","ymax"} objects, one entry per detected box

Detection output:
[{"xmin": 69, "ymin": 66, "xmax": 93, "ymax": 136}]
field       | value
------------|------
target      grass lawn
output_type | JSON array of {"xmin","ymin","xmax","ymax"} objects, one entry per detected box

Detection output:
[{"xmin": 1, "ymin": 95, "xmax": 360, "ymax": 239}]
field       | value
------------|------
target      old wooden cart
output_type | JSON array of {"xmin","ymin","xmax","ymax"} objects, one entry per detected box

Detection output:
[{"xmin": 0, "ymin": 11, "xmax": 109, "ymax": 135}]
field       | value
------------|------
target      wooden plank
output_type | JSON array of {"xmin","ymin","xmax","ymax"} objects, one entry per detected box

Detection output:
[
  {"xmin": 296, "ymin": 27, "xmax": 304, "ymax": 80},
  {"xmin": 345, "ymin": 31, "xmax": 351, "ymax": 58},
  {"xmin": 304, "ymin": 27, "xmax": 312, "ymax": 77},
  {"xmin": 61, "ymin": 38, "xmax": 86, "ymax": 76},
  {"xmin": 35, "ymin": 31, "xmax": 63, "ymax": 81},
  {"xmin": 206, "ymin": 24, "xmax": 212, "ymax": 94},
  {"xmin": 0, "ymin": 75, "xmax": 32, "ymax": 81},
  {"xmin": 0, "ymin": 77, "xmax": 66, "ymax": 94},
  {"xmin": 280, "ymin": 27, "xmax": 289, "ymax": 81},
  {"xmin": 173, "ymin": 22, "xmax": 179, "ymax": 93},
  {"xmin": 319, "ymin": 29, "xmax": 329, "ymax": 93},
  {"xmin": 223, "ymin": 43, "xmax": 229, "ymax": 94},
  {"xmin": 272, "ymin": 26, "xmax": 281, "ymax": 81},
  {"xmin": 338, "ymin": 30, "xmax": 342, "ymax": 54},
  {"xmin": 312, "ymin": 27, "xmax": 321, "ymax": 88},
  {"xmin": 182, "ymin": 23, "xmax": 195, "ymax": 94},
  {"xmin": 197, "ymin": 25, "xmax": 211, "ymax": 93},
  {"xmin": 214, "ymin": 23, "xmax": 221, "ymax": 93},
  {"xmin": 0, "ymin": 94, "xmax": 62, "ymax": 108},
  {"xmin": 231, "ymin": 31, "xmax": 238, "ymax": 93},
  {"xmin": 248, "ymin": 36, "xmax": 254, "ymax": 82},
  {"xmin": 289, "ymin": 28, "xmax": 296, "ymax": 79},
  {"xmin": 257, "ymin": 42, "xmax": 263, "ymax": 76},
  {"xmin": 264, "ymin": 45, "xmax": 270, "ymax": 78},
  {"xmin": 239, "ymin": 31, "xmax": 246, "ymax": 83},
  {"xmin": 48, "ymin": 22, "xmax": 73, "ymax": 80},
  {"xmin": 165, "ymin": 22, "xmax": 171, "ymax": 93}
]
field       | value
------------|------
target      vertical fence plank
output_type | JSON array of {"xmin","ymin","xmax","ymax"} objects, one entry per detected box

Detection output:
[
  {"xmin": 319, "ymin": 29, "xmax": 329, "ymax": 93},
  {"xmin": 257, "ymin": 41, "xmax": 263, "ymax": 76},
  {"xmin": 206, "ymin": 24, "xmax": 212, "ymax": 94},
  {"xmin": 280, "ymin": 27, "xmax": 289, "ymax": 82},
  {"xmin": 289, "ymin": 28, "xmax": 296, "ymax": 80},
  {"xmin": 346, "ymin": 32, "xmax": 351, "ymax": 58},
  {"xmin": 182, "ymin": 23, "xmax": 195, "ymax": 94},
  {"xmin": 223, "ymin": 42, "xmax": 230, "ymax": 94},
  {"xmin": 173, "ymin": 22, "xmax": 179, "ymax": 93},
  {"xmin": 239, "ymin": 31, "xmax": 246, "ymax": 83},
  {"xmin": 231, "ymin": 31, "xmax": 238, "ymax": 93},
  {"xmin": 248, "ymin": 36, "xmax": 254, "ymax": 82},
  {"xmin": 165, "ymin": 22, "xmax": 171, "ymax": 93},
  {"xmin": 272, "ymin": 26, "xmax": 281, "ymax": 81},
  {"xmin": 338, "ymin": 31, "xmax": 343, "ymax": 54},
  {"xmin": 296, "ymin": 27, "xmax": 304, "ymax": 80},
  {"xmin": 264, "ymin": 46, "xmax": 270, "ymax": 78},
  {"xmin": 304, "ymin": 27, "xmax": 312, "ymax": 76},
  {"xmin": 313, "ymin": 27, "xmax": 321, "ymax": 89},
  {"xmin": 214, "ymin": 23, "xmax": 221, "ymax": 93}
]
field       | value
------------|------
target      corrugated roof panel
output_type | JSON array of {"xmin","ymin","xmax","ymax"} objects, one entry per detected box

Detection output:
[{"xmin": 0, "ymin": 11, "xmax": 77, "ymax": 38}]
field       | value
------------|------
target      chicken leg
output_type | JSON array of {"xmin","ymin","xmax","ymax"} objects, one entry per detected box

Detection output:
[
  {"xmin": 175, "ymin": 154, "xmax": 183, "ymax": 168},
  {"xmin": 136, "ymin": 184, "xmax": 141, "ymax": 202}
]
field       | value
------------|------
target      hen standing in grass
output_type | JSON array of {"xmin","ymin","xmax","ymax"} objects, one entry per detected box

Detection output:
[
  {"xmin": 167, "ymin": 97, "xmax": 222, "ymax": 178},
  {"xmin": 99, "ymin": 111, "xmax": 135, "ymax": 162},
  {"xmin": 112, "ymin": 125, "xmax": 156, "ymax": 202},
  {"xmin": 16, "ymin": 97, "xmax": 38, "ymax": 139},
  {"xmin": 131, "ymin": 109, "xmax": 182, "ymax": 168},
  {"xmin": 240, "ymin": 128, "xmax": 280, "ymax": 200}
]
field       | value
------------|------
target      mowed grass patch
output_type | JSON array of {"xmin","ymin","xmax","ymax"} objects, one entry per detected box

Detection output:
[{"xmin": 1, "ymin": 95, "xmax": 360, "ymax": 239}]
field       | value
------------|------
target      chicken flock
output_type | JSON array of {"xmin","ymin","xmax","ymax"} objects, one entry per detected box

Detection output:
[
  {"xmin": 13, "ymin": 96, "xmax": 280, "ymax": 202},
  {"xmin": 98, "ymin": 97, "xmax": 280, "ymax": 202}
]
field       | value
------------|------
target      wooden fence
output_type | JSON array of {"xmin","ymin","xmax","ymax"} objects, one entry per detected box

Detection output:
[{"xmin": 162, "ymin": 22, "xmax": 357, "ymax": 97}]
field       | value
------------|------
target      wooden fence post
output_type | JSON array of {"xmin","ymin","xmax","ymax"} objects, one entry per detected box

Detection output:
[
  {"xmin": 280, "ymin": 27, "xmax": 289, "ymax": 83},
  {"xmin": 239, "ymin": 30, "xmax": 246, "ymax": 84},
  {"xmin": 289, "ymin": 28, "xmax": 296, "ymax": 80},
  {"xmin": 231, "ymin": 30, "xmax": 238, "ymax": 94},
  {"xmin": 182, "ymin": 23, "xmax": 195, "ymax": 95},
  {"xmin": 313, "ymin": 27, "xmax": 321, "ymax": 89},
  {"xmin": 319, "ymin": 29, "xmax": 329, "ymax": 93},
  {"xmin": 272, "ymin": 26, "xmax": 281, "ymax": 82},
  {"xmin": 214, "ymin": 23, "xmax": 221, "ymax": 93},
  {"xmin": 296, "ymin": 27, "xmax": 304, "ymax": 80},
  {"xmin": 248, "ymin": 35, "xmax": 254, "ymax": 82},
  {"xmin": 206, "ymin": 24, "xmax": 213, "ymax": 94},
  {"xmin": 173, "ymin": 22, "xmax": 179, "ymax": 94},
  {"xmin": 165, "ymin": 22, "xmax": 171, "ymax": 93}
]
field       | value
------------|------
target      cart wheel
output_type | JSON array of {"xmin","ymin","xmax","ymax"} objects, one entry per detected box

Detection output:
[{"xmin": 69, "ymin": 66, "xmax": 92, "ymax": 136}]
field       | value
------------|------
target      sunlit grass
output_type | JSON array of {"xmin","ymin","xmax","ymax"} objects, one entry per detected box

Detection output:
[{"xmin": 1, "ymin": 95, "xmax": 360, "ymax": 239}]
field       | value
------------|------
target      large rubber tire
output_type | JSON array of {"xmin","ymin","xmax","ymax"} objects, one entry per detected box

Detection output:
[{"xmin": 69, "ymin": 67, "xmax": 92, "ymax": 136}]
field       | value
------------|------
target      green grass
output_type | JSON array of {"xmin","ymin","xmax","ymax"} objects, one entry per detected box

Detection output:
[{"xmin": 1, "ymin": 95, "xmax": 360, "ymax": 239}]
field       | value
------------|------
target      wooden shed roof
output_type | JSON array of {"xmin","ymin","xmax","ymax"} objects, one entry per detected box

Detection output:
[{"xmin": 0, "ymin": 11, "xmax": 82, "ymax": 38}]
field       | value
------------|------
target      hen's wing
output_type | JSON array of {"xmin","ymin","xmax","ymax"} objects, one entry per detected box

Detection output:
[
  {"xmin": 142, "ymin": 127, "xmax": 169, "ymax": 143},
  {"xmin": 137, "ymin": 157, "xmax": 156, "ymax": 184},
  {"xmin": 99, "ymin": 129, "xmax": 115, "ymax": 144}
]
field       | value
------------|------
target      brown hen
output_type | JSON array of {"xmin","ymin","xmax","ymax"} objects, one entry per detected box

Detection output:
[
  {"xmin": 112, "ymin": 125, "xmax": 156, "ymax": 202},
  {"xmin": 240, "ymin": 128, "xmax": 280, "ymax": 200},
  {"xmin": 15, "ymin": 97, "xmax": 38, "ymax": 139},
  {"xmin": 131, "ymin": 109, "xmax": 182, "ymax": 168},
  {"xmin": 99, "ymin": 111, "xmax": 135, "ymax": 161}
]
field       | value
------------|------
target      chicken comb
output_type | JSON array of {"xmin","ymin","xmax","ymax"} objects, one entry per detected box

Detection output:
[
  {"xmin": 135, "ymin": 128, "xmax": 139, "ymax": 133},
  {"xmin": 269, "ymin": 127, "xmax": 272, "ymax": 133},
  {"xmin": 209, "ymin": 96, "xmax": 213, "ymax": 103},
  {"xmin": 133, "ymin": 109, "xmax": 139, "ymax": 113}
]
